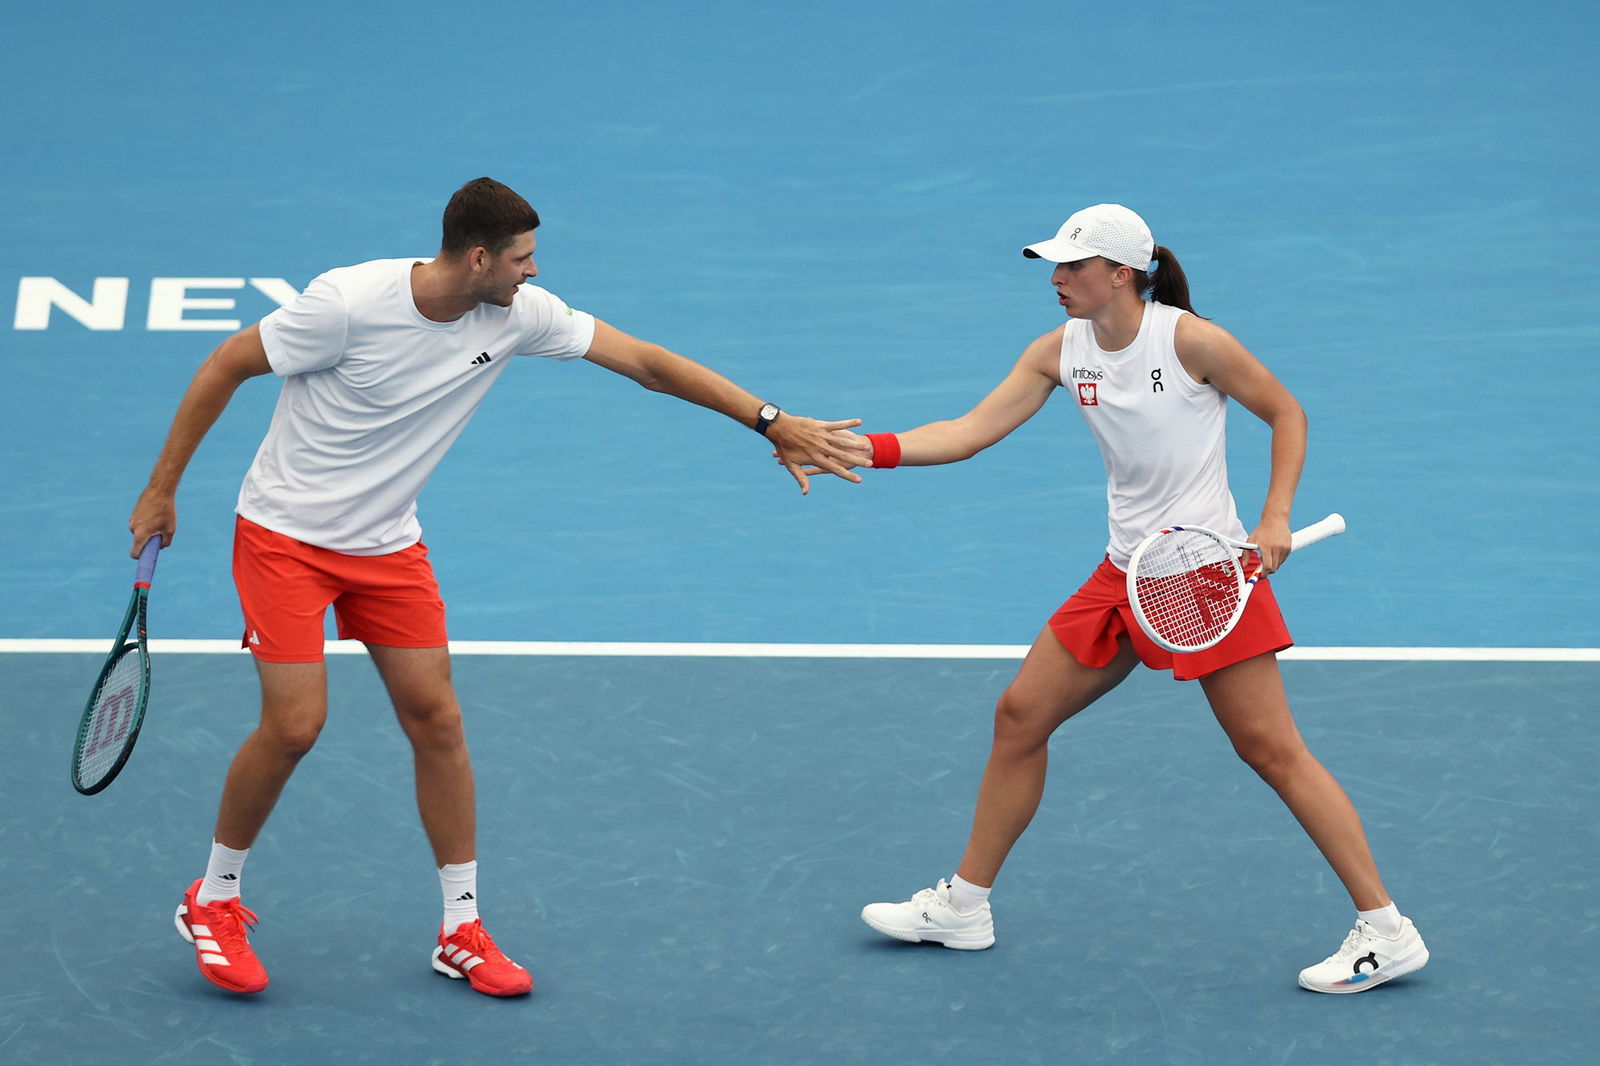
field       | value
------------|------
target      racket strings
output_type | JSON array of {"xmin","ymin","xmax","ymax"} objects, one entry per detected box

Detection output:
[
  {"xmin": 78, "ymin": 645, "xmax": 144, "ymax": 784},
  {"xmin": 1131, "ymin": 531, "xmax": 1245, "ymax": 651}
]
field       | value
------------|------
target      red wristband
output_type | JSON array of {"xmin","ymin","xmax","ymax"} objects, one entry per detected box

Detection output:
[{"xmin": 865, "ymin": 433, "xmax": 901, "ymax": 469}]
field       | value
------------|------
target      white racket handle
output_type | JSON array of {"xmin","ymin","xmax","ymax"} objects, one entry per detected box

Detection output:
[{"xmin": 1287, "ymin": 512, "xmax": 1345, "ymax": 552}]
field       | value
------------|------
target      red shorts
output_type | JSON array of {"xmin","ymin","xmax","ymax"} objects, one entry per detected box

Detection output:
[
  {"xmin": 1047, "ymin": 555, "xmax": 1292, "ymax": 681},
  {"xmin": 232, "ymin": 515, "xmax": 448, "ymax": 663}
]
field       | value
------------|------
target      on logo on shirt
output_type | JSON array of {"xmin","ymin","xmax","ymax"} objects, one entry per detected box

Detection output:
[{"xmin": 1077, "ymin": 383, "xmax": 1099, "ymax": 406}]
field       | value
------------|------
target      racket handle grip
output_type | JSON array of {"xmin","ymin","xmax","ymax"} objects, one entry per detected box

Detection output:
[
  {"xmin": 1289, "ymin": 513, "xmax": 1346, "ymax": 552},
  {"xmin": 135, "ymin": 536, "xmax": 162, "ymax": 586}
]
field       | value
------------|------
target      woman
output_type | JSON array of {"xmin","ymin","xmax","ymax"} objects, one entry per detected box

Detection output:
[{"xmin": 852, "ymin": 204, "xmax": 1427, "ymax": 993}]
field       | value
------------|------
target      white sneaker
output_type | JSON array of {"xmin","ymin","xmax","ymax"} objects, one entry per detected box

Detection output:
[
  {"xmin": 1298, "ymin": 917, "xmax": 1429, "ymax": 993},
  {"xmin": 860, "ymin": 879, "xmax": 995, "ymax": 950}
]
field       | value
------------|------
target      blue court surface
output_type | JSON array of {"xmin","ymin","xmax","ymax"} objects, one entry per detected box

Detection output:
[{"xmin": 2, "ymin": 1, "xmax": 1596, "ymax": 1064}]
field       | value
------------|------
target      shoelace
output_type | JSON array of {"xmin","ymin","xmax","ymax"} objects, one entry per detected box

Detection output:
[
  {"xmin": 1328, "ymin": 922, "xmax": 1377, "ymax": 961},
  {"xmin": 447, "ymin": 920, "xmax": 507, "ymax": 962},
  {"xmin": 202, "ymin": 898, "xmax": 260, "ymax": 947}
]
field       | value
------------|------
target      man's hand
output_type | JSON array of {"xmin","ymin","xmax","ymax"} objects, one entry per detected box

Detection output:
[
  {"xmin": 129, "ymin": 488, "xmax": 176, "ymax": 558},
  {"xmin": 765, "ymin": 416, "xmax": 871, "ymax": 494}
]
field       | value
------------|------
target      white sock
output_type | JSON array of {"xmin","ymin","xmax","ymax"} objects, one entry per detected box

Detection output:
[
  {"xmin": 197, "ymin": 840, "xmax": 249, "ymax": 904},
  {"xmin": 1358, "ymin": 901, "xmax": 1402, "ymax": 937},
  {"xmin": 947, "ymin": 874, "xmax": 991, "ymax": 913},
  {"xmin": 440, "ymin": 861, "xmax": 480, "ymax": 934}
]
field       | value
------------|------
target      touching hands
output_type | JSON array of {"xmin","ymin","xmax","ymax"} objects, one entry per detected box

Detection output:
[{"xmin": 765, "ymin": 417, "xmax": 873, "ymax": 494}]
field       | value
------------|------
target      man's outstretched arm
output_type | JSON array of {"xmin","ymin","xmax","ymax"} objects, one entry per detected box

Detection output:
[{"xmin": 581, "ymin": 319, "xmax": 868, "ymax": 494}]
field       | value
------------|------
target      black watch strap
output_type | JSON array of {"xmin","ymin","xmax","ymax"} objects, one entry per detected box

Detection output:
[{"xmin": 755, "ymin": 403, "xmax": 781, "ymax": 436}]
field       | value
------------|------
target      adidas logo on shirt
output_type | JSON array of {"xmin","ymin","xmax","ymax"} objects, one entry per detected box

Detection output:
[{"xmin": 469, "ymin": 352, "xmax": 492, "ymax": 366}]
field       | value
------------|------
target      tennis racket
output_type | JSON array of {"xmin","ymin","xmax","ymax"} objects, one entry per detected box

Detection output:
[
  {"xmin": 1126, "ymin": 513, "xmax": 1345, "ymax": 654},
  {"xmin": 72, "ymin": 536, "xmax": 162, "ymax": 794}
]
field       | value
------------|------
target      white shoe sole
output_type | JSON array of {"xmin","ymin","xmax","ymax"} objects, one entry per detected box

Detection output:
[
  {"xmin": 860, "ymin": 910, "xmax": 995, "ymax": 950},
  {"xmin": 1298, "ymin": 943, "xmax": 1430, "ymax": 993}
]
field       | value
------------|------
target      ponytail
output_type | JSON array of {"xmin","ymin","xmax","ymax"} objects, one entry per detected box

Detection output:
[{"xmin": 1132, "ymin": 245, "xmax": 1203, "ymax": 318}]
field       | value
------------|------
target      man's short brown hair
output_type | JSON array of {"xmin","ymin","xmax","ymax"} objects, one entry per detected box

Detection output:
[{"xmin": 440, "ymin": 177, "xmax": 540, "ymax": 257}]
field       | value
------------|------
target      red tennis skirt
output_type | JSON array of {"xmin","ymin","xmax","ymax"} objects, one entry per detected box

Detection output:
[{"xmin": 1047, "ymin": 555, "xmax": 1292, "ymax": 681}]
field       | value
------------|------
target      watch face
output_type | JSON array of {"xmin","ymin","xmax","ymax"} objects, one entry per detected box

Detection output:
[{"xmin": 759, "ymin": 404, "xmax": 779, "ymax": 421}]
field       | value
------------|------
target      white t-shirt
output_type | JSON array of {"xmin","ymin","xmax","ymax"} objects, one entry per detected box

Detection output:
[
  {"xmin": 1060, "ymin": 300, "xmax": 1247, "ymax": 568},
  {"xmin": 239, "ymin": 257, "xmax": 597, "ymax": 554}
]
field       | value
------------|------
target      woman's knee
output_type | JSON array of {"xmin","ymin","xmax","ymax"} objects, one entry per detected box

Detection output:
[
  {"xmin": 1231, "ymin": 732, "xmax": 1310, "ymax": 784},
  {"xmin": 991, "ymin": 687, "xmax": 1058, "ymax": 754}
]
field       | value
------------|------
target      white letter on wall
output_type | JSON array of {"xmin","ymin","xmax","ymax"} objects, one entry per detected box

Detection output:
[
  {"xmin": 13, "ymin": 277, "xmax": 130, "ymax": 330},
  {"xmin": 147, "ymin": 277, "xmax": 245, "ymax": 331}
]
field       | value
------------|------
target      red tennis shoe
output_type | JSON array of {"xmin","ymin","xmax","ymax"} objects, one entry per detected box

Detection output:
[
  {"xmin": 431, "ymin": 919, "xmax": 532, "ymax": 997},
  {"xmin": 174, "ymin": 879, "xmax": 269, "ymax": 994}
]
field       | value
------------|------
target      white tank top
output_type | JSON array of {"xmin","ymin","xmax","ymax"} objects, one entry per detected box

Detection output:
[{"xmin": 1059, "ymin": 300, "xmax": 1246, "ymax": 568}]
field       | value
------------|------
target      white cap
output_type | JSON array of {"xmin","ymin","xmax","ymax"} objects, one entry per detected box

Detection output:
[{"xmin": 1022, "ymin": 204, "xmax": 1154, "ymax": 269}]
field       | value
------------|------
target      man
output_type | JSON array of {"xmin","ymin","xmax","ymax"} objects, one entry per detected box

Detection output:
[{"xmin": 128, "ymin": 177, "xmax": 866, "ymax": 997}]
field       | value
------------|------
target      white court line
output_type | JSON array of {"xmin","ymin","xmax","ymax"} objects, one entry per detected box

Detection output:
[{"xmin": 1, "ymin": 639, "xmax": 1596, "ymax": 662}]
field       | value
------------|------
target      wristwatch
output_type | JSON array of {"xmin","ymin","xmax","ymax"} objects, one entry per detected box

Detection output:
[{"xmin": 755, "ymin": 402, "xmax": 781, "ymax": 436}]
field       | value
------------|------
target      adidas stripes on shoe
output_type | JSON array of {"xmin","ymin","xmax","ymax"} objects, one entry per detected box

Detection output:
[
  {"xmin": 431, "ymin": 919, "xmax": 533, "ymax": 996},
  {"xmin": 174, "ymin": 878, "xmax": 269, "ymax": 994}
]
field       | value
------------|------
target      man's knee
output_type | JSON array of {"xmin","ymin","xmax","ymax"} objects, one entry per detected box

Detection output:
[
  {"xmin": 398, "ymin": 696, "xmax": 466, "ymax": 751},
  {"xmin": 258, "ymin": 714, "xmax": 326, "ymax": 760}
]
